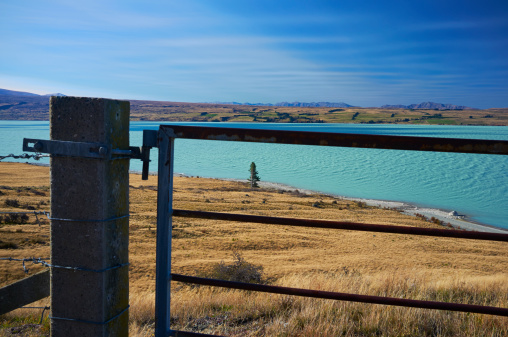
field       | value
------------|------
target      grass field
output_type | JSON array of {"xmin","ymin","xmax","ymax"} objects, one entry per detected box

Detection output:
[
  {"xmin": 0, "ymin": 163, "xmax": 507, "ymax": 336},
  {"xmin": 1, "ymin": 96, "xmax": 508, "ymax": 126},
  {"xmin": 128, "ymin": 101, "xmax": 508, "ymax": 126}
]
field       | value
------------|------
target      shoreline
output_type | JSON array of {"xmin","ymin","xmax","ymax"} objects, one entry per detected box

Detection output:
[
  {"xmin": 166, "ymin": 171, "xmax": 508, "ymax": 234},
  {"xmin": 22, "ymin": 163, "xmax": 508, "ymax": 234}
]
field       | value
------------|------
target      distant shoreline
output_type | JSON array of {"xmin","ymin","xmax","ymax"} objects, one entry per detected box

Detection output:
[
  {"xmin": 253, "ymin": 180, "xmax": 508, "ymax": 234},
  {"xmin": 20, "ymin": 163, "xmax": 508, "ymax": 234},
  {"xmin": 132, "ymin": 170, "xmax": 508, "ymax": 234}
]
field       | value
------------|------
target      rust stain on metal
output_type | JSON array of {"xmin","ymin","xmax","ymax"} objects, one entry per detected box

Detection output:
[
  {"xmin": 245, "ymin": 135, "xmax": 277, "ymax": 143},
  {"xmin": 160, "ymin": 125, "xmax": 508, "ymax": 155},
  {"xmin": 173, "ymin": 209, "xmax": 508, "ymax": 242},
  {"xmin": 171, "ymin": 274, "xmax": 508, "ymax": 317},
  {"xmin": 205, "ymin": 133, "xmax": 242, "ymax": 142}
]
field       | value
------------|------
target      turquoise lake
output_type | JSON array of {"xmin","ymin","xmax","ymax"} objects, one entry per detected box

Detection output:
[{"xmin": 1, "ymin": 121, "xmax": 507, "ymax": 230}]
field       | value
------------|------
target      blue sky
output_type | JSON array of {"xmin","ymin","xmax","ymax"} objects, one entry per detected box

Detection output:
[{"xmin": 1, "ymin": 0, "xmax": 507, "ymax": 108}]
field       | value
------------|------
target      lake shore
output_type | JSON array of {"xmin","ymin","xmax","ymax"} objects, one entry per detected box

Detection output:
[
  {"xmin": 19, "ymin": 163, "xmax": 508, "ymax": 234},
  {"xmin": 168, "ymin": 173, "xmax": 507, "ymax": 234},
  {"xmin": 255, "ymin": 180, "xmax": 508, "ymax": 234}
]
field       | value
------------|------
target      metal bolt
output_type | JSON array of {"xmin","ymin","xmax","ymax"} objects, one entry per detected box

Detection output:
[
  {"xmin": 99, "ymin": 147, "xmax": 108, "ymax": 155},
  {"xmin": 33, "ymin": 141, "xmax": 43, "ymax": 152}
]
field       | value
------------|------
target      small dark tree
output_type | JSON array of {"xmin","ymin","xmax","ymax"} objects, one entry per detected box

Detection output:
[{"xmin": 249, "ymin": 162, "xmax": 260, "ymax": 188}]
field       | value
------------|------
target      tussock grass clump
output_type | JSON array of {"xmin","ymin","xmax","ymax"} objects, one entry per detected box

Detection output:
[
  {"xmin": 208, "ymin": 252, "xmax": 267, "ymax": 284},
  {"xmin": 4, "ymin": 199, "xmax": 20, "ymax": 208},
  {"xmin": 0, "ymin": 240, "xmax": 18, "ymax": 249},
  {"xmin": 0, "ymin": 213, "xmax": 29, "ymax": 224}
]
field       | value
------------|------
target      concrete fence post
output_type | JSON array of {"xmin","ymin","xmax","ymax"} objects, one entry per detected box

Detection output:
[{"xmin": 49, "ymin": 97, "xmax": 130, "ymax": 336}]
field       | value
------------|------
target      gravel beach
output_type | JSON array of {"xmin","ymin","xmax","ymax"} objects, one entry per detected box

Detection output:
[
  {"xmin": 253, "ymin": 180, "xmax": 508, "ymax": 234},
  {"xmin": 148, "ymin": 172, "xmax": 508, "ymax": 234}
]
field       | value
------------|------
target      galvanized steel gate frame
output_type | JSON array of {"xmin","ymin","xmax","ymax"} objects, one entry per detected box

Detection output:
[{"xmin": 154, "ymin": 125, "xmax": 508, "ymax": 337}]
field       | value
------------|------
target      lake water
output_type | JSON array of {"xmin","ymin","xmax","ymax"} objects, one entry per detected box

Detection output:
[{"xmin": 1, "ymin": 121, "xmax": 507, "ymax": 230}]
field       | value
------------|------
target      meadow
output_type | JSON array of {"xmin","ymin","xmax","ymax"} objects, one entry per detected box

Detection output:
[
  {"xmin": 122, "ymin": 101, "xmax": 508, "ymax": 126},
  {"xmin": 1, "ymin": 95, "xmax": 508, "ymax": 126},
  {"xmin": 0, "ymin": 163, "xmax": 507, "ymax": 336}
]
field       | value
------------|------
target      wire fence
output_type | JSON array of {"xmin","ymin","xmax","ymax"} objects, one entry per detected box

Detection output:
[
  {"xmin": 0, "ymin": 257, "xmax": 51, "ymax": 274},
  {"xmin": 0, "ymin": 256, "xmax": 50, "ymax": 323},
  {"xmin": 0, "ymin": 154, "xmax": 51, "ymax": 227},
  {"xmin": 1, "ymin": 178, "xmax": 51, "ymax": 324},
  {"xmin": 0, "ymin": 211, "xmax": 50, "ymax": 226},
  {"xmin": 0, "ymin": 153, "xmax": 50, "ymax": 161},
  {"xmin": 1, "ymin": 211, "xmax": 130, "ymax": 326}
]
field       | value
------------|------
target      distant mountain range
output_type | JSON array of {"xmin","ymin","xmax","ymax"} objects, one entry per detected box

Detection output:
[
  {"xmin": 215, "ymin": 101, "xmax": 355, "ymax": 108},
  {"xmin": 0, "ymin": 88, "xmax": 473, "ymax": 110},
  {"xmin": 0, "ymin": 88, "xmax": 66, "ymax": 97},
  {"xmin": 216, "ymin": 101, "xmax": 474, "ymax": 110},
  {"xmin": 381, "ymin": 102, "xmax": 473, "ymax": 110}
]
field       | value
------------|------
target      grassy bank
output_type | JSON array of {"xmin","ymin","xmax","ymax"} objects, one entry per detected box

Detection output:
[
  {"xmin": 0, "ymin": 163, "xmax": 506, "ymax": 336},
  {"xmin": 2, "ymin": 97, "xmax": 508, "ymax": 125}
]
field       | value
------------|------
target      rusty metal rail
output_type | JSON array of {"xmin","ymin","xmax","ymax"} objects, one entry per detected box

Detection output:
[
  {"xmin": 155, "ymin": 125, "xmax": 508, "ymax": 337},
  {"xmin": 169, "ymin": 330, "xmax": 218, "ymax": 337},
  {"xmin": 161, "ymin": 125, "xmax": 508, "ymax": 155},
  {"xmin": 173, "ymin": 209, "xmax": 508, "ymax": 242},
  {"xmin": 171, "ymin": 274, "xmax": 508, "ymax": 317}
]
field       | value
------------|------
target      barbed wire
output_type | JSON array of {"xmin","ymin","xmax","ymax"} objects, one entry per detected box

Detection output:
[
  {"xmin": 0, "ymin": 256, "xmax": 130, "ymax": 274},
  {"xmin": 2, "ymin": 256, "xmax": 129, "ymax": 326},
  {"xmin": 1, "ymin": 211, "xmax": 130, "ymax": 224},
  {"xmin": 0, "ymin": 257, "xmax": 51, "ymax": 274},
  {"xmin": 50, "ymin": 305, "xmax": 129, "ymax": 325},
  {"xmin": 0, "ymin": 211, "xmax": 48, "ymax": 214},
  {"xmin": 0, "ymin": 153, "xmax": 132, "ymax": 162},
  {"xmin": 1, "ymin": 151, "xmax": 130, "ymax": 326},
  {"xmin": 0, "ymin": 211, "xmax": 50, "ymax": 226},
  {"xmin": 0, "ymin": 153, "xmax": 50, "ymax": 161}
]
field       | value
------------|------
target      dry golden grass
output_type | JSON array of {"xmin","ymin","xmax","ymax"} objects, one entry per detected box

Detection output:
[
  {"xmin": 3, "ymin": 96, "xmax": 507, "ymax": 125},
  {"xmin": 159, "ymin": 272, "xmax": 508, "ymax": 336},
  {"xmin": 128, "ymin": 100, "xmax": 508, "ymax": 126},
  {"xmin": 1, "ymin": 163, "xmax": 507, "ymax": 336}
]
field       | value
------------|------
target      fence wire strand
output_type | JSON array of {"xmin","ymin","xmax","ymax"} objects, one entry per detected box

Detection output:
[
  {"xmin": 0, "ymin": 211, "xmax": 50, "ymax": 226},
  {"xmin": 0, "ymin": 257, "xmax": 129, "ymax": 274},
  {"xmin": 0, "ymin": 153, "xmax": 50, "ymax": 161},
  {"xmin": 0, "ymin": 257, "xmax": 51, "ymax": 274},
  {"xmin": 16, "ymin": 306, "xmax": 51, "ymax": 325}
]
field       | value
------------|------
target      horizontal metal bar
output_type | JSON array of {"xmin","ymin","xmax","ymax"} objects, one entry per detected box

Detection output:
[
  {"xmin": 172, "ymin": 274, "xmax": 508, "ymax": 317},
  {"xmin": 111, "ymin": 149, "xmax": 133, "ymax": 156},
  {"xmin": 23, "ymin": 138, "xmax": 110, "ymax": 159},
  {"xmin": 172, "ymin": 209, "xmax": 508, "ymax": 242},
  {"xmin": 160, "ymin": 125, "xmax": 508, "ymax": 155},
  {"xmin": 169, "ymin": 330, "xmax": 223, "ymax": 337}
]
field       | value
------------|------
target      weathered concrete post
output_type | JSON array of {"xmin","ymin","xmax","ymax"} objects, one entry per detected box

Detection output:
[{"xmin": 50, "ymin": 97, "xmax": 129, "ymax": 336}]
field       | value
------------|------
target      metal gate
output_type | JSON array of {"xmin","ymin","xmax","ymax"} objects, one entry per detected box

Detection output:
[{"xmin": 154, "ymin": 125, "xmax": 508, "ymax": 337}]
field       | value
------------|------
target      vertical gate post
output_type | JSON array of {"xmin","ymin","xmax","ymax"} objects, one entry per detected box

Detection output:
[
  {"xmin": 155, "ymin": 129, "xmax": 175, "ymax": 336},
  {"xmin": 50, "ymin": 97, "xmax": 130, "ymax": 336}
]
